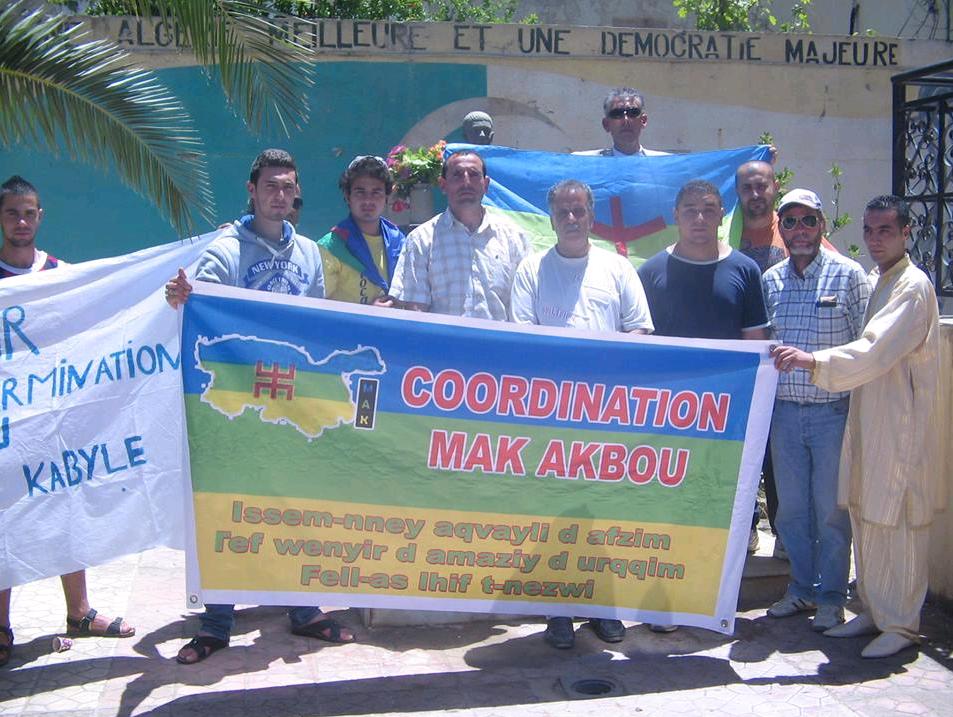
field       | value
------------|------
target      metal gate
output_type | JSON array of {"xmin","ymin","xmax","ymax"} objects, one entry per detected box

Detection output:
[{"xmin": 892, "ymin": 57, "xmax": 953, "ymax": 298}]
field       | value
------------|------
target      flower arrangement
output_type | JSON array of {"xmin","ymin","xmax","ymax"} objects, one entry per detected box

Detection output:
[{"xmin": 387, "ymin": 140, "xmax": 447, "ymax": 211}]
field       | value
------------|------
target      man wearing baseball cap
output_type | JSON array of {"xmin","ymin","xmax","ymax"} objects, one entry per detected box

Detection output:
[{"xmin": 762, "ymin": 188, "xmax": 870, "ymax": 633}]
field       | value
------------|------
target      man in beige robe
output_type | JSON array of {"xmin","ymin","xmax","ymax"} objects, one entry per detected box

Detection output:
[{"xmin": 771, "ymin": 195, "xmax": 943, "ymax": 659}]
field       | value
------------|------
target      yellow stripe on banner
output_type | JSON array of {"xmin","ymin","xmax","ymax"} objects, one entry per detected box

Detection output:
[
  {"xmin": 203, "ymin": 390, "xmax": 353, "ymax": 437},
  {"xmin": 194, "ymin": 493, "xmax": 729, "ymax": 615}
]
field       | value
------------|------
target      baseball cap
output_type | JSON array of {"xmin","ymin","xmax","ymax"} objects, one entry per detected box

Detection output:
[{"xmin": 777, "ymin": 188, "xmax": 823, "ymax": 214}]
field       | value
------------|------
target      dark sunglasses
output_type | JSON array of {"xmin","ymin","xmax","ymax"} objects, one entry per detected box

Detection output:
[
  {"xmin": 606, "ymin": 106, "xmax": 642, "ymax": 119},
  {"xmin": 292, "ymin": 197, "xmax": 303, "ymax": 210},
  {"xmin": 780, "ymin": 214, "xmax": 819, "ymax": 230}
]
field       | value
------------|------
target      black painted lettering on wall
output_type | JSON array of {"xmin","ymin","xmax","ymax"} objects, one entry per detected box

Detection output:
[
  {"xmin": 784, "ymin": 38, "xmax": 898, "ymax": 66},
  {"xmin": 105, "ymin": 17, "xmax": 900, "ymax": 68}
]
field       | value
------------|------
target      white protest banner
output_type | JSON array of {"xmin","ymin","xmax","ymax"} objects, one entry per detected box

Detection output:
[{"xmin": 0, "ymin": 235, "xmax": 216, "ymax": 589}]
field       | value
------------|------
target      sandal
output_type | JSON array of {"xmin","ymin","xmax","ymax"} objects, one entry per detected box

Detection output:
[
  {"xmin": 66, "ymin": 608, "xmax": 135, "ymax": 638},
  {"xmin": 176, "ymin": 635, "xmax": 228, "ymax": 664},
  {"xmin": 291, "ymin": 617, "xmax": 354, "ymax": 644},
  {"xmin": 0, "ymin": 625, "xmax": 12, "ymax": 668}
]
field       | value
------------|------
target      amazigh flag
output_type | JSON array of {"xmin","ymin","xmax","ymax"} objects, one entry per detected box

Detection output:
[{"xmin": 448, "ymin": 144, "xmax": 773, "ymax": 266}]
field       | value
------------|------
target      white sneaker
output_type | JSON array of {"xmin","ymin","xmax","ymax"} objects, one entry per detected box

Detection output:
[
  {"xmin": 767, "ymin": 594, "xmax": 816, "ymax": 618},
  {"xmin": 748, "ymin": 528, "xmax": 760, "ymax": 553},
  {"xmin": 812, "ymin": 604, "xmax": 844, "ymax": 632},
  {"xmin": 861, "ymin": 632, "xmax": 916, "ymax": 658},
  {"xmin": 824, "ymin": 612, "xmax": 878, "ymax": 638}
]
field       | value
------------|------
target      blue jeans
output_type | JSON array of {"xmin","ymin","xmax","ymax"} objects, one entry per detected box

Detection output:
[
  {"xmin": 770, "ymin": 398, "xmax": 851, "ymax": 607},
  {"xmin": 199, "ymin": 604, "xmax": 324, "ymax": 642}
]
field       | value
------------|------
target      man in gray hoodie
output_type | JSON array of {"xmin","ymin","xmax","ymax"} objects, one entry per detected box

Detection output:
[{"xmin": 166, "ymin": 149, "xmax": 350, "ymax": 664}]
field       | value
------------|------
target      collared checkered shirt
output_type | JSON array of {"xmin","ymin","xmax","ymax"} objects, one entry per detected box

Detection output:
[
  {"xmin": 391, "ymin": 208, "xmax": 532, "ymax": 320},
  {"xmin": 763, "ymin": 248, "xmax": 871, "ymax": 403}
]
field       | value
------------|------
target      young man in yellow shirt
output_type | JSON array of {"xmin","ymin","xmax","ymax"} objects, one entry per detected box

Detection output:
[{"xmin": 317, "ymin": 155, "xmax": 405, "ymax": 305}]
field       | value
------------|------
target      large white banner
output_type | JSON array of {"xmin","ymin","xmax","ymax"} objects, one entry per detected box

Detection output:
[{"xmin": 0, "ymin": 236, "xmax": 215, "ymax": 589}]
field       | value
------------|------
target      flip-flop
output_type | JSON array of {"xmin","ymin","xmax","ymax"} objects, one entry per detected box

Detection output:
[
  {"xmin": 291, "ymin": 617, "xmax": 354, "ymax": 643},
  {"xmin": 176, "ymin": 635, "xmax": 228, "ymax": 664},
  {"xmin": 0, "ymin": 625, "xmax": 13, "ymax": 668},
  {"xmin": 66, "ymin": 608, "xmax": 135, "ymax": 638}
]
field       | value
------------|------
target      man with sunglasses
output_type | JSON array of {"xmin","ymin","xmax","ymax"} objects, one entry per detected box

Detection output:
[
  {"xmin": 573, "ymin": 88, "xmax": 669, "ymax": 157},
  {"xmin": 318, "ymin": 155, "xmax": 404, "ymax": 306},
  {"xmin": 761, "ymin": 189, "xmax": 870, "ymax": 635}
]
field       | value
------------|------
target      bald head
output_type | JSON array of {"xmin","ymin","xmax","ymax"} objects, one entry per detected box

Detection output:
[{"xmin": 735, "ymin": 161, "xmax": 778, "ymax": 224}]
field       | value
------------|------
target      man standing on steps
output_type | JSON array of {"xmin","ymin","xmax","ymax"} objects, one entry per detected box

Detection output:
[{"xmin": 762, "ymin": 188, "xmax": 870, "ymax": 634}]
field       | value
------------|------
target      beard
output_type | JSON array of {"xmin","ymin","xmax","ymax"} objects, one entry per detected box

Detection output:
[{"xmin": 742, "ymin": 199, "xmax": 771, "ymax": 220}]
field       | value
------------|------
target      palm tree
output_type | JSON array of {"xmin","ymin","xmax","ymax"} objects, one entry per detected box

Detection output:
[{"xmin": 0, "ymin": 1, "xmax": 314, "ymax": 234}]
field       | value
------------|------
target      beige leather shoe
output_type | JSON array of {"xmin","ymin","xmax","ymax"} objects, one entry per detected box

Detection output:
[
  {"xmin": 823, "ymin": 612, "xmax": 878, "ymax": 638},
  {"xmin": 861, "ymin": 632, "xmax": 915, "ymax": 658}
]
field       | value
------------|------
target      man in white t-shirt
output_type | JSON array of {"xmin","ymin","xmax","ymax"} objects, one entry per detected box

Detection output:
[
  {"xmin": 510, "ymin": 178, "xmax": 653, "ymax": 649},
  {"xmin": 511, "ymin": 180, "xmax": 653, "ymax": 333}
]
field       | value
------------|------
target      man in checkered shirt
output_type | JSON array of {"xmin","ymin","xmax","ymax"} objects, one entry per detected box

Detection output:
[
  {"xmin": 390, "ymin": 150, "xmax": 531, "ymax": 320},
  {"xmin": 762, "ymin": 188, "xmax": 870, "ymax": 634}
]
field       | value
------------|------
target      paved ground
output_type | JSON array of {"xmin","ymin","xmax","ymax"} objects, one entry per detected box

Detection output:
[{"xmin": 3, "ymin": 542, "xmax": 953, "ymax": 717}]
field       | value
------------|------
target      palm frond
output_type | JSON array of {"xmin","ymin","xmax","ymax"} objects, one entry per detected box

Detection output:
[
  {"xmin": 0, "ymin": 2, "xmax": 215, "ymax": 234},
  {"xmin": 126, "ymin": 0, "xmax": 316, "ymax": 134}
]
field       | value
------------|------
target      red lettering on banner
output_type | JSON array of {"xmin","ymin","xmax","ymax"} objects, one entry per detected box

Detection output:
[
  {"xmin": 600, "ymin": 385, "xmax": 630, "ymax": 424},
  {"xmin": 466, "ymin": 372, "xmax": 498, "ymax": 414},
  {"xmin": 658, "ymin": 447, "xmax": 690, "ymax": 486},
  {"xmin": 528, "ymin": 377, "xmax": 558, "ymax": 417},
  {"xmin": 568, "ymin": 441, "xmax": 599, "ymax": 480},
  {"xmin": 536, "ymin": 439, "xmax": 567, "ymax": 478},
  {"xmin": 630, "ymin": 386, "xmax": 659, "ymax": 425},
  {"xmin": 556, "ymin": 380, "xmax": 574, "ymax": 420},
  {"xmin": 428, "ymin": 429, "xmax": 466, "ymax": 469},
  {"xmin": 627, "ymin": 446, "xmax": 657, "ymax": 484},
  {"xmin": 496, "ymin": 435, "xmax": 530, "ymax": 474},
  {"xmin": 498, "ymin": 375, "xmax": 528, "ymax": 416},
  {"xmin": 598, "ymin": 443, "xmax": 628, "ymax": 481},
  {"xmin": 699, "ymin": 392, "xmax": 730, "ymax": 432},
  {"xmin": 463, "ymin": 433, "xmax": 495, "ymax": 472},
  {"xmin": 652, "ymin": 389, "xmax": 671, "ymax": 427},
  {"xmin": 402, "ymin": 366, "xmax": 433, "ymax": 408},
  {"xmin": 668, "ymin": 391, "xmax": 699, "ymax": 429},
  {"xmin": 433, "ymin": 369, "xmax": 465, "ymax": 410},
  {"xmin": 570, "ymin": 383, "xmax": 606, "ymax": 423},
  {"xmin": 402, "ymin": 368, "xmax": 731, "ymax": 436}
]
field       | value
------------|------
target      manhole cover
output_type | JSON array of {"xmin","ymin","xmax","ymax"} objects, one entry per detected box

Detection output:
[{"xmin": 560, "ymin": 677, "xmax": 621, "ymax": 699}]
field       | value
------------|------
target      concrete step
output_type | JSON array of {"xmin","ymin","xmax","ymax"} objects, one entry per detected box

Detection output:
[
  {"xmin": 738, "ymin": 528, "xmax": 790, "ymax": 610},
  {"xmin": 361, "ymin": 527, "xmax": 789, "ymax": 627}
]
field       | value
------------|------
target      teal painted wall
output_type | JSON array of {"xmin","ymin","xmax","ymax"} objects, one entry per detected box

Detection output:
[{"xmin": 0, "ymin": 61, "xmax": 486, "ymax": 262}]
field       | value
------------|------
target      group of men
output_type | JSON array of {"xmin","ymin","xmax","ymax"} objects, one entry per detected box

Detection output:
[
  {"xmin": 168, "ymin": 124, "xmax": 942, "ymax": 661},
  {"xmin": 0, "ymin": 85, "xmax": 941, "ymax": 667}
]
